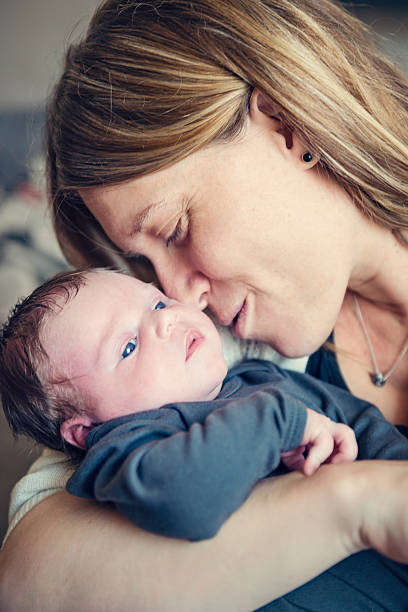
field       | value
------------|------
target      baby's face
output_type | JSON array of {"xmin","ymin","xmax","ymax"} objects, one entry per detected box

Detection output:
[{"xmin": 41, "ymin": 271, "xmax": 227, "ymax": 424}]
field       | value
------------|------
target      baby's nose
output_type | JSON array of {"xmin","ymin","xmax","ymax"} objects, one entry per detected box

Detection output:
[{"xmin": 154, "ymin": 307, "xmax": 178, "ymax": 339}]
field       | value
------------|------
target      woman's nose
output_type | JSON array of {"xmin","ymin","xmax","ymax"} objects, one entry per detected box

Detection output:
[{"xmin": 154, "ymin": 251, "xmax": 210, "ymax": 310}]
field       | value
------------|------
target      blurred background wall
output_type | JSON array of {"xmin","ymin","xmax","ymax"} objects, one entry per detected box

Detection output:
[
  {"xmin": 0, "ymin": 0, "xmax": 407, "ymax": 543},
  {"xmin": 0, "ymin": 0, "xmax": 407, "ymax": 111},
  {"xmin": 0, "ymin": 0, "xmax": 100, "ymax": 110}
]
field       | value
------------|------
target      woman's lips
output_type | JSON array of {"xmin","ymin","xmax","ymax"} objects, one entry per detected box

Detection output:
[
  {"xmin": 232, "ymin": 299, "xmax": 248, "ymax": 339},
  {"xmin": 214, "ymin": 298, "xmax": 249, "ymax": 337},
  {"xmin": 185, "ymin": 330, "xmax": 204, "ymax": 361},
  {"xmin": 219, "ymin": 300, "xmax": 245, "ymax": 327}
]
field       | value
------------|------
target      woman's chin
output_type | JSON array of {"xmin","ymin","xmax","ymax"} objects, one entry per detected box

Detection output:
[{"xmin": 251, "ymin": 328, "xmax": 328, "ymax": 359}]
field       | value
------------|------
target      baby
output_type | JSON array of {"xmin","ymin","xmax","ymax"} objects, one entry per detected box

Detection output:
[{"xmin": 1, "ymin": 268, "xmax": 408, "ymax": 541}]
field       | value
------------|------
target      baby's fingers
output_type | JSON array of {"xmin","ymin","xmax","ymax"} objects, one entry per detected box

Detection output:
[
  {"xmin": 330, "ymin": 423, "xmax": 358, "ymax": 464},
  {"xmin": 303, "ymin": 432, "xmax": 334, "ymax": 476},
  {"xmin": 281, "ymin": 446, "xmax": 307, "ymax": 471}
]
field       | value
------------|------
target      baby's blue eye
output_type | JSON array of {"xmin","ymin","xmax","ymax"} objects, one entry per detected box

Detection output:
[
  {"xmin": 154, "ymin": 300, "xmax": 166, "ymax": 310},
  {"xmin": 121, "ymin": 338, "xmax": 137, "ymax": 359}
]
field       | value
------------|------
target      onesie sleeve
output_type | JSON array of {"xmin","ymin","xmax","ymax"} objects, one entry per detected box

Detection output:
[
  {"xmin": 67, "ymin": 378, "xmax": 307, "ymax": 541},
  {"xmin": 67, "ymin": 358, "xmax": 408, "ymax": 542},
  {"xmin": 268, "ymin": 365, "xmax": 408, "ymax": 461},
  {"xmin": 321, "ymin": 390, "xmax": 408, "ymax": 461}
]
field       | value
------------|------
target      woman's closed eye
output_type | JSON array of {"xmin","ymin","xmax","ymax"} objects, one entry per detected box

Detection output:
[{"xmin": 165, "ymin": 214, "xmax": 189, "ymax": 248}]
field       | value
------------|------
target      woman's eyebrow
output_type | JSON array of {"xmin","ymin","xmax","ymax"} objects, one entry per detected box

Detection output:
[{"xmin": 129, "ymin": 201, "xmax": 167, "ymax": 237}]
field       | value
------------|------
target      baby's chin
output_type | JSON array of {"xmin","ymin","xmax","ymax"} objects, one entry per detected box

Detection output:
[
  {"xmin": 205, "ymin": 381, "xmax": 224, "ymax": 401},
  {"xmin": 196, "ymin": 371, "xmax": 226, "ymax": 403}
]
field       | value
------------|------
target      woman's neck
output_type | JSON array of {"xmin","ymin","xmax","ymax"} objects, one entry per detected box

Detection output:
[
  {"xmin": 348, "ymin": 225, "xmax": 408, "ymax": 317},
  {"xmin": 335, "ymin": 224, "xmax": 408, "ymax": 425}
]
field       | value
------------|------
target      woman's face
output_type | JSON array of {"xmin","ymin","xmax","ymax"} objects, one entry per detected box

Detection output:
[{"xmin": 82, "ymin": 96, "xmax": 361, "ymax": 357}]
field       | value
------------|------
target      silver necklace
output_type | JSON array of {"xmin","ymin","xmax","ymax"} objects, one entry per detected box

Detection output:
[{"xmin": 353, "ymin": 293, "xmax": 408, "ymax": 387}]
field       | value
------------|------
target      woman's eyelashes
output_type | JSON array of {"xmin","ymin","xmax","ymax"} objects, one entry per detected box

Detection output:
[{"xmin": 164, "ymin": 214, "xmax": 189, "ymax": 248}]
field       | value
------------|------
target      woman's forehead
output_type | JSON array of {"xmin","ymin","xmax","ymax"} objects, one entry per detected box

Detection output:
[
  {"xmin": 81, "ymin": 185, "xmax": 184, "ymax": 254},
  {"xmin": 80, "ymin": 147, "xmax": 217, "ymax": 221}
]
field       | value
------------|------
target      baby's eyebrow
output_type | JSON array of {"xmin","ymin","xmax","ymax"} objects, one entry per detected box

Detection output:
[{"xmin": 94, "ymin": 310, "xmax": 122, "ymax": 365}]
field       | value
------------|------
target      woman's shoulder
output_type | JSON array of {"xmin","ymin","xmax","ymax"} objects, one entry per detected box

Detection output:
[{"xmin": 2, "ymin": 448, "xmax": 73, "ymax": 547}]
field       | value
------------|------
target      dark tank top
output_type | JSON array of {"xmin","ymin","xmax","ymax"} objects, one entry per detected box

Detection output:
[
  {"xmin": 306, "ymin": 333, "xmax": 348, "ymax": 391},
  {"xmin": 307, "ymin": 333, "xmax": 408, "ymax": 437}
]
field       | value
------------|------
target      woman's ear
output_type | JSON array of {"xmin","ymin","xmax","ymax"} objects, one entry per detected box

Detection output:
[
  {"xmin": 60, "ymin": 415, "xmax": 95, "ymax": 450},
  {"xmin": 248, "ymin": 88, "xmax": 319, "ymax": 169},
  {"xmin": 248, "ymin": 88, "xmax": 284, "ymax": 136},
  {"xmin": 249, "ymin": 88, "xmax": 281, "ymax": 120}
]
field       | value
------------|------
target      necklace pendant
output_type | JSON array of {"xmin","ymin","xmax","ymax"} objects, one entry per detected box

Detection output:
[{"xmin": 372, "ymin": 373, "xmax": 386, "ymax": 387}]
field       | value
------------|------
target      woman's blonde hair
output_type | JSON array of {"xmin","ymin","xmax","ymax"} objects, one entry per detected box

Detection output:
[{"xmin": 47, "ymin": 0, "xmax": 408, "ymax": 271}]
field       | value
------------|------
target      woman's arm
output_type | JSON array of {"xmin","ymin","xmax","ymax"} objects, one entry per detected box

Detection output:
[{"xmin": 3, "ymin": 461, "xmax": 408, "ymax": 612}]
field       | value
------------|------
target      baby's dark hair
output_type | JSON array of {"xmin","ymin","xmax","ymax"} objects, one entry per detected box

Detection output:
[{"xmin": 0, "ymin": 269, "xmax": 92, "ymax": 460}]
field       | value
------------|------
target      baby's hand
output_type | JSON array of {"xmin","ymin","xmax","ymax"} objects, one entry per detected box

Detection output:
[{"xmin": 281, "ymin": 409, "xmax": 358, "ymax": 476}]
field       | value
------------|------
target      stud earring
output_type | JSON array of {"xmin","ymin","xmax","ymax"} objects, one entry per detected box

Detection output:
[{"xmin": 302, "ymin": 152, "xmax": 313, "ymax": 163}]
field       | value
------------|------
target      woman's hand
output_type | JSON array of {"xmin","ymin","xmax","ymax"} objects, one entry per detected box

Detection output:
[
  {"xmin": 338, "ymin": 459, "xmax": 408, "ymax": 565},
  {"xmin": 281, "ymin": 409, "xmax": 358, "ymax": 475}
]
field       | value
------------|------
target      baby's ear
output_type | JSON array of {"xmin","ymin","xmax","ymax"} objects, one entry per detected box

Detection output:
[{"xmin": 60, "ymin": 415, "xmax": 94, "ymax": 450}]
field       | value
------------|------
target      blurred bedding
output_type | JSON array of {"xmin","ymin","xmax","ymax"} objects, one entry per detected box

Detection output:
[
  {"xmin": 0, "ymin": 109, "xmax": 67, "ymax": 543},
  {"xmin": 0, "ymin": 109, "xmax": 67, "ymax": 316},
  {"xmin": 0, "ymin": 173, "xmax": 67, "ymax": 321}
]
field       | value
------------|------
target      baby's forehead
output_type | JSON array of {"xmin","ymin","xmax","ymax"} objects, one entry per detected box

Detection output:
[
  {"xmin": 48, "ymin": 271, "xmax": 152, "ymax": 320},
  {"xmin": 86, "ymin": 269, "xmax": 149, "ymax": 290},
  {"xmin": 39, "ymin": 270, "xmax": 153, "ymax": 360},
  {"xmin": 86, "ymin": 271, "xmax": 156, "ymax": 304},
  {"xmin": 42, "ymin": 271, "xmax": 153, "ymax": 333}
]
